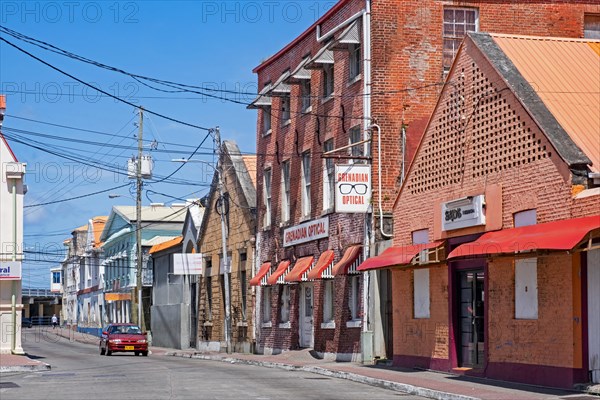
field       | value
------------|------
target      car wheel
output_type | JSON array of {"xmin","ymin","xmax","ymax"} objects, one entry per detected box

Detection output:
[
  {"xmin": 100, "ymin": 346, "xmax": 105, "ymax": 355},
  {"xmin": 142, "ymin": 351, "xmax": 148, "ymax": 357}
]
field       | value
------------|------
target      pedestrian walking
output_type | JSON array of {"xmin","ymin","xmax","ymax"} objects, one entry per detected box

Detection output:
[{"xmin": 51, "ymin": 314, "xmax": 58, "ymax": 329}]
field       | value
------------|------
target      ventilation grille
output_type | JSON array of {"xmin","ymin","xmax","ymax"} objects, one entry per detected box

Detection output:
[
  {"xmin": 408, "ymin": 68, "xmax": 467, "ymax": 195},
  {"xmin": 471, "ymin": 64, "xmax": 551, "ymax": 178},
  {"xmin": 408, "ymin": 60, "xmax": 552, "ymax": 195}
]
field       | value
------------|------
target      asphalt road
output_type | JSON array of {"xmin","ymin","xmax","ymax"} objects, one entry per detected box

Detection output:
[{"xmin": 1, "ymin": 329, "xmax": 426, "ymax": 400}]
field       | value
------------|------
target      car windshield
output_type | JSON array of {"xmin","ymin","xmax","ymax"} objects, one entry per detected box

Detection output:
[{"xmin": 110, "ymin": 325, "xmax": 142, "ymax": 334}]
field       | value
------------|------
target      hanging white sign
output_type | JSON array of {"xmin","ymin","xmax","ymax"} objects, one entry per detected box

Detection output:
[
  {"xmin": 335, "ymin": 164, "xmax": 371, "ymax": 213},
  {"xmin": 173, "ymin": 253, "xmax": 203, "ymax": 275}
]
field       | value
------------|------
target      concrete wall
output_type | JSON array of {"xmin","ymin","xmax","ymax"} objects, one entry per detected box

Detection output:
[{"xmin": 151, "ymin": 303, "xmax": 189, "ymax": 349}]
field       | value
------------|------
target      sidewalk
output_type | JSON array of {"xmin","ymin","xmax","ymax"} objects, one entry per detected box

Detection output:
[
  {"xmin": 0, "ymin": 352, "xmax": 50, "ymax": 373},
  {"xmin": 7, "ymin": 328, "xmax": 600, "ymax": 400}
]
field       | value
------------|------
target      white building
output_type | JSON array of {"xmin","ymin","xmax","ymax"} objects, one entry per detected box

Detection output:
[{"xmin": 0, "ymin": 95, "xmax": 27, "ymax": 354}]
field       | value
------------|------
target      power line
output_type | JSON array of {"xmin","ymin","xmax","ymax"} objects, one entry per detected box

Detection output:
[
  {"xmin": 5, "ymin": 114, "xmax": 202, "ymax": 150},
  {"xmin": 0, "ymin": 35, "xmax": 213, "ymax": 132}
]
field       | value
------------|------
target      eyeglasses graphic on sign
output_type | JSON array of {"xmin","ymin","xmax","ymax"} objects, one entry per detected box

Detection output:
[{"xmin": 339, "ymin": 183, "xmax": 368, "ymax": 195}]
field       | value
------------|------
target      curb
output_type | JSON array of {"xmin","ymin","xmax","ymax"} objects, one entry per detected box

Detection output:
[
  {"xmin": 166, "ymin": 352, "xmax": 480, "ymax": 400},
  {"xmin": 0, "ymin": 362, "xmax": 51, "ymax": 373}
]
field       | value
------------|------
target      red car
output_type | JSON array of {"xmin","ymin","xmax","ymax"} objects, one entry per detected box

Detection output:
[{"xmin": 99, "ymin": 323, "xmax": 148, "ymax": 356}]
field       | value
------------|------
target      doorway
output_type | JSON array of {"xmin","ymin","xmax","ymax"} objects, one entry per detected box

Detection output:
[
  {"xmin": 299, "ymin": 283, "xmax": 314, "ymax": 348},
  {"xmin": 458, "ymin": 270, "xmax": 485, "ymax": 368}
]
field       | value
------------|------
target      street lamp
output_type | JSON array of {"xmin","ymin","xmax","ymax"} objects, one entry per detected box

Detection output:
[{"xmin": 171, "ymin": 128, "xmax": 232, "ymax": 354}]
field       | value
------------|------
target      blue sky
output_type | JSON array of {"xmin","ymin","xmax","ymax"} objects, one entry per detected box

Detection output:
[{"xmin": 0, "ymin": 1, "xmax": 337, "ymax": 288}]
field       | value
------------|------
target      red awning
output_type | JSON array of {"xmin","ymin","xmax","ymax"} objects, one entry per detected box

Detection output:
[
  {"xmin": 357, "ymin": 242, "xmax": 443, "ymax": 271},
  {"xmin": 332, "ymin": 245, "xmax": 362, "ymax": 275},
  {"xmin": 249, "ymin": 262, "xmax": 271, "ymax": 286},
  {"xmin": 306, "ymin": 250, "xmax": 336, "ymax": 280},
  {"xmin": 266, "ymin": 260, "xmax": 291, "ymax": 285},
  {"xmin": 284, "ymin": 256, "xmax": 315, "ymax": 282},
  {"xmin": 448, "ymin": 215, "xmax": 600, "ymax": 259}
]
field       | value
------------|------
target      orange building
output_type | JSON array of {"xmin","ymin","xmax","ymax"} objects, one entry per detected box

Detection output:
[{"xmin": 359, "ymin": 33, "xmax": 600, "ymax": 388}]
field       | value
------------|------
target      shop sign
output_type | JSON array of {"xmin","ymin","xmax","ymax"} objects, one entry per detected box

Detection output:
[
  {"xmin": 0, "ymin": 261, "xmax": 21, "ymax": 280},
  {"xmin": 173, "ymin": 253, "xmax": 204, "ymax": 275},
  {"xmin": 283, "ymin": 217, "xmax": 329, "ymax": 247},
  {"xmin": 335, "ymin": 164, "xmax": 371, "ymax": 213},
  {"xmin": 442, "ymin": 195, "xmax": 486, "ymax": 231}
]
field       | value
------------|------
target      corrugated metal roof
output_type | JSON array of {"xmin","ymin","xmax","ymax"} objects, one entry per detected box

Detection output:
[
  {"xmin": 491, "ymin": 34, "xmax": 600, "ymax": 172},
  {"xmin": 242, "ymin": 155, "xmax": 257, "ymax": 188},
  {"xmin": 143, "ymin": 235, "xmax": 179, "ymax": 247},
  {"xmin": 149, "ymin": 236, "xmax": 183, "ymax": 254},
  {"xmin": 114, "ymin": 205, "xmax": 187, "ymax": 223}
]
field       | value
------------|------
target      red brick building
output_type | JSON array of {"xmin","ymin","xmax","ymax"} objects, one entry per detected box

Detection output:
[
  {"xmin": 249, "ymin": 0, "xmax": 600, "ymax": 360},
  {"xmin": 359, "ymin": 33, "xmax": 600, "ymax": 388}
]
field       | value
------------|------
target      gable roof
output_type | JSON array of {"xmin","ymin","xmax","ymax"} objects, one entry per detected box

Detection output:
[
  {"xmin": 394, "ymin": 32, "xmax": 600, "ymax": 209},
  {"xmin": 149, "ymin": 236, "xmax": 183, "ymax": 254},
  {"xmin": 471, "ymin": 32, "xmax": 597, "ymax": 171},
  {"xmin": 197, "ymin": 141, "xmax": 257, "ymax": 244},
  {"xmin": 91, "ymin": 216, "xmax": 108, "ymax": 248},
  {"xmin": 100, "ymin": 205, "xmax": 187, "ymax": 242}
]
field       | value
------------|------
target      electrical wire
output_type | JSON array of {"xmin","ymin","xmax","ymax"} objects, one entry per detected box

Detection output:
[{"xmin": 0, "ymin": 35, "xmax": 213, "ymax": 132}]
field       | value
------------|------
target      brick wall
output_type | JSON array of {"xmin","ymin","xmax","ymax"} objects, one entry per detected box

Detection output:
[
  {"xmin": 392, "ymin": 266, "xmax": 449, "ymax": 361},
  {"xmin": 393, "ymin": 37, "xmax": 598, "ymax": 246},
  {"xmin": 487, "ymin": 254, "xmax": 576, "ymax": 368},
  {"xmin": 197, "ymin": 154, "xmax": 256, "ymax": 349},
  {"xmin": 370, "ymin": 0, "xmax": 600, "ymax": 213}
]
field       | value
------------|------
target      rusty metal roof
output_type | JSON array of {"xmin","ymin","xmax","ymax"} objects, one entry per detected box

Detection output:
[{"xmin": 490, "ymin": 34, "xmax": 600, "ymax": 172}]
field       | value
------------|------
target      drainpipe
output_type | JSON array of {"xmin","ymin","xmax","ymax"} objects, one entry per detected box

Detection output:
[
  {"xmin": 11, "ymin": 178, "xmax": 17, "ymax": 353},
  {"xmin": 372, "ymin": 124, "xmax": 392, "ymax": 239}
]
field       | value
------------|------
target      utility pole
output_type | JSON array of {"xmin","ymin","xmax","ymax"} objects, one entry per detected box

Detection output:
[
  {"xmin": 215, "ymin": 127, "xmax": 232, "ymax": 353},
  {"xmin": 132, "ymin": 107, "xmax": 145, "ymax": 330}
]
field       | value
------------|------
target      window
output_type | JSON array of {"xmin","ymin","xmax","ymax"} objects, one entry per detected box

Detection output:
[
  {"xmin": 240, "ymin": 253, "xmax": 247, "ymax": 320},
  {"xmin": 413, "ymin": 269, "xmax": 430, "ymax": 318},
  {"xmin": 262, "ymin": 106, "xmax": 272, "ymax": 134},
  {"xmin": 206, "ymin": 276, "xmax": 213, "ymax": 320},
  {"xmin": 412, "ymin": 229, "xmax": 429, "ymax": 245},
  {"xmin": 349, "ymin": 275, "xmax": 360, "ymax": 321},
  {"xmin": 322, "ymin": 140, "xmax": 335, "ymax": 211},
  {"xmin": 281, "ymin": 160, "xmax": 291, "ymax": 223},
  {"xmin": 323, "ymin": 280, "xmax": 334, "ymax": 324},
  {"xmin": 279, "ymin": 285, "xmax": 291, "ymax": 323},
  {"xmin": 280, "ymin": 94, "xmax": 291, "ymax": 124},
  {"xmin": 52, "ymin": 271, "xmax": 61, "ymax": 284},
  {"xmin": 349, "ymin": 125, "xmax": 364, "ymax": 163},
  {"xmin": 349, "ymin": 42, "xmax": 361, "ymax": 81},
  {"xmin": 263, "ymin": 168, "xmax": 272, "ymax": 227},
  {"xmin": 443, "ymin": 8, "xmax": 478, "ymax": 72},
  {"xmin": 585, "ymin": 14, "xmax": 600, "ymax": 39},
  {"xmin": 515, "ymin": 258, "xmax": 538, "ymax": 319},
  {"xmin": 262, "ymin": 287, "xmax": 272, "ymax": 324},
  {"xmin": 322, "ymin": 63, "xmax": 334, "ymax": 99},
  {"xmin": 301, "ymin": 152, "xmax": 312, "ymax": 217},
  {"xmin": 300, "ymin": 80, "xmax": 311, "ymax": 112},
  {"xmin": 514, "ymin": 209, "xmax": 536, "ymax": 228}
]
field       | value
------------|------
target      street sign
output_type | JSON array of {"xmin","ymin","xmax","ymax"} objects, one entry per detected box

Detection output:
[
  {"xmin": 335, "ymin": 164, "xmax": 371, "ymax": 213},
  {"xmin": 0, "ymin": 261, "xmax": 22, "ymax": 280}
]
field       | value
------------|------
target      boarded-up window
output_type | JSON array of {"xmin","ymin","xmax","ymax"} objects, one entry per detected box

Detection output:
[
  {"xmin": 413, "ymin": 268, "xmax": 430, "ymax": 319},
  {"xmin": 515, "ymin": 258, "xmax": 538, "ymax": 319}
]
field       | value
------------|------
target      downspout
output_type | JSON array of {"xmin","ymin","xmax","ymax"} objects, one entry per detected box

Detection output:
[
  {"xmin": 362, "ymin": 0, "xmax": 373, "ymax": 355},
  {"xmin": 316, "ymin": 10, "xmax": 365, "ymax": 43},
  {"xmin": 11, "ymin": 179, "xmax": 17, "ymax": 353},
  {"xmin": 373, "ymin": 124, "xmax": 392, "ymax": 239}
]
